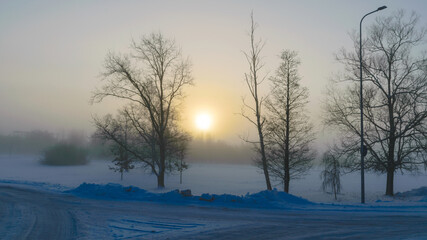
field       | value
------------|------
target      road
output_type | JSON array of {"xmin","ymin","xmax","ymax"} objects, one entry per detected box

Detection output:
[
  {"xmin": 0, "ymin": 186, "xmax": 77, "ymax": 239},
  {"xmin": 0, "ymin": 185, "xmax": 427, "ymax": 239}
]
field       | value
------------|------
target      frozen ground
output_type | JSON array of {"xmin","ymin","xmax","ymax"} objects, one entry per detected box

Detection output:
[
  {"xmin": 1, "ymin": 184, "xmax": 427, "ymax": 239},
  {"xmin": 1, "ymin": 154, "xmax": 427, "ymax": 239},
  {"xmin": 1, "ymin": 154, "xmax": 427, "ymax": 203}
]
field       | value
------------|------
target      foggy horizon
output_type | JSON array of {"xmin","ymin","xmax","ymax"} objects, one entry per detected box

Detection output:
[
  {"xmin": 2, "ymin": 1, "xmax": 426, "ymax": 146},
  {"xmin": 1, "ymin": 2, "xmax": 427, "ymax": 238}
]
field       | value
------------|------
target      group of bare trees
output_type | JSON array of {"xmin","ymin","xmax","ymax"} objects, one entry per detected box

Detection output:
[
  {"xmin": 242, "ymin": 10, "xmax": 426, "ymax": 197},
  {"xmin": 241, "ymin": 13, "xmax": 315, "ymax": 193},
  {"xmin": 91, "ymin": 10, "xmax": 426, "ymax": 196},
  {"xmin": 92, "ymin": 33, "xmax": 192, "ymax": 188},
  {"xmin": 324, "ymin": 11, "xmax": 427, "ymax": 196}
]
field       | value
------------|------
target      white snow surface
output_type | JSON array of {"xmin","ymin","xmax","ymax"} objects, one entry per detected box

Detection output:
[
  {"xmin": 1, "ymin": 154, "xmax": 427, "ymax": 203},
  {"xmin": 2, "ymin": 184, "xmax": 426, "ymax": 240},
  {"xmin": 1, "ymin": 154, "xmax": 427, "ymax": 239},
  {"xmin": 66, "ymin": 183, "xmax": 313, "ymax": 209}
]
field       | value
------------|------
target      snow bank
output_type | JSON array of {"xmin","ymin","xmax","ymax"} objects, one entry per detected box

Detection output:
[
  {"xmin": 66, "ymin": 183, "xmax": 313, "ymax": 209},
  {"xmin": 395, "ymin": 186, "xmax": 427, "ymax": 202},
  {"xmin": 3, "ymin": 154, "xmax": 427, "ymax": 203}
]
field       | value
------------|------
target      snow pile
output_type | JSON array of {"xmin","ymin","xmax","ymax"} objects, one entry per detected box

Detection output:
[
  {"xmin": 66, "ymin": 183, "xmax": 182, "ymax": 202},
  {"xmin": 198, "ymin": 190, "xmax": 312, "ymax": 208},
  {"xmin": 395, "ymin": 186, "xmax": 427, "ymax": 202},
  {"xmin": 66, "ymin": 183, "xmax": 313, "ymax": 209}
]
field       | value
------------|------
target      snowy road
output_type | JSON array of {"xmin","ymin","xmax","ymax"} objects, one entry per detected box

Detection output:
[
  {"xmin": 0, "ymin": 186, "xmax": 77, "ymax": 239},
  {"xmin": 1, "ymin": 185, "xmax": 427, "ymax": 239}
]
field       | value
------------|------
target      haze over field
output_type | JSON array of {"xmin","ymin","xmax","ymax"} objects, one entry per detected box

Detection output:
[
  {"xmin": 1, "ymin": 2, "xmax": 427, "ymax": 239},
  {"xmin": 1, "ymin": 0, "xmax": 426, "ymax": 146}
]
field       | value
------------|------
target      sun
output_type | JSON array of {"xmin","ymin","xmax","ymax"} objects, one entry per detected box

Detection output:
[{"xmin": 195, "ymin": 113, "xmax": 212, "ymax": 131}]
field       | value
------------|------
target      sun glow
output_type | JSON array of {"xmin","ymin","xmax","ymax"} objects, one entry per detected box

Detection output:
[{"xmin": 195, "ymin": 113, "xmax": 212, "ymax": 131}]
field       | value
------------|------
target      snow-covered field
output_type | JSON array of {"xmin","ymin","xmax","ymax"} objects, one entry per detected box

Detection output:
[
  {"xmin": 1, "ymin": 154, "xmax": 427, "ymax": 239},
  {"xmin": 1, "ymin": 154, "xmax": 427, "ymax": 203},
  {"xmin": 2, "ymin": 184, "xmax": 426, "ymax": 239}
]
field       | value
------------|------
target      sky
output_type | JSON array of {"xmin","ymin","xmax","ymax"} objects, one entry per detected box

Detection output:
[{"xmin": 1, "ymin": 0, "xmax": 426, "ymax": 144}]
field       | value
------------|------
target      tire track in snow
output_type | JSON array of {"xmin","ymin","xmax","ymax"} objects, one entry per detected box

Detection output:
[
  {"xmin": 1, "ymin": 184, "xmax": 427, "ymax": 239},
  {"xmin": 0, "ymin": 186, "xmax": 78, "ymax": 240},
  {"xmin": 108, "ymin": 218, "xmax": 205, "ymax": 239}
]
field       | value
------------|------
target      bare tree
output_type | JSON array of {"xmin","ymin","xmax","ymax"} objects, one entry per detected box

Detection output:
[
  {"xmin": 93, "ymin": 110, "xmax": 152, "ymax": 179},
  {"xmin": 104, "ymin": 114, "xmax": 134, "ymax": 180},
  {"xmin": 94, "ymin": 105, "xmax": 190, "ymax": 187},
  {"xmin": 92, "ymin": 33, "xmax": 193, "ymax": 188},
  {"xmin": 324, "ymin": 11, "xmax": 427, "ymax": 196},
  {"xmin": 321, "ymin": 147, "xmax": 342, "ymax": 200},
  {"xmin": 265, "ymin": 50, "xmax": 315, "ymax": 193},
  {"xmin": 240, "ymin": 12, "xmax": 272, "ymax": 190}
]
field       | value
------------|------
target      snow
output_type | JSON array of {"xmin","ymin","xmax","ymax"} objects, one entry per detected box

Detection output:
[
  {"xmin": 66, "ymin": 183, "xmax": 312, "ymax": 209},
  {"xmin": 2, "ymin": 182, "xmax": 427, "ymax": 239},
  {"xmin": 2, "ymin": 154, "xmax": 427, "ymax": 239},
  {"xmin": 1, "ymin": 154, "xmax": 427, "ymax": 203},
  {"xmin": 395, "ymin": 187, "xmax": 427, "ymax": 202}
]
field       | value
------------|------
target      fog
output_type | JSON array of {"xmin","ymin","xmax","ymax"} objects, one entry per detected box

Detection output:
[
  {"xmin": 2, "ymin": 3, "xmax": 427, "ymax": 239},
  {"xmin": 0, "ymin": 130, "xmax": 253, "ymax": 167},
  {"xmin": 1, "ymin": 1, "xmax": 426, "ymax": 159}
]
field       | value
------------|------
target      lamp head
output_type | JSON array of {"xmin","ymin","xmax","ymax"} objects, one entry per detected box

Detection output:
[{"xmin": 377, "ymin": 6, "xmax": 387, "ymax": 11}]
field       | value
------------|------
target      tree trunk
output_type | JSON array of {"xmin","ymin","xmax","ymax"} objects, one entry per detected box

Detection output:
[
  {"xmin": 246, "ymin": 13, "xmax": 271, "ymax": 191},
  {"xmin": 283, "ymin": 157, "xmax": 288, "ymax": 193},
  {"xmin": 284, "ymin": 130, "xmax": 290, "ymax": 192},
  {"xmin": 258, "ymin": 128, "xmax": 272, "ymax": 190},
  {"xmin": 284, "ymin": 66, "xmax": 291, "ymax": 193},
  {"xmin": 385, "ymin": 135, "xmax": 396, "ymax": 196},
  {"xmin": 158, "ymin": 137, "xmax": 166, "ymax": 188},
  {"xmin": 284, "ymin": 169, "xmax": 289, "ymax": 193},
  {"xmin": 255, "ymin": 78, "xmax": 272, "ymax": 191},
  {"xmin": 158, "ymin": 161, "xmax": 165, "ymax": 188},
  {"xmin": 284, "ymin": 176, "xmax": 289, "ymax": 193},
  {"xmin": 385, "ymin": 167, "xmax": 394, "ymax": 196},
  {"xmin": 333, "ymin": 160, "xmax": 338, "ymax": 200},
  {"xmin": 180, "ymin": 158, "xmax": 183, "ymax": 184},
  {"xmin": 385, "ymin": 61, "xmax": 396, "ymax": 197},
  {"xmin": 386, "ymin": 127, "xmax": 396, "ymax": 196},
  {"xmin": 157, "ymin": 173, "xmax": 165, "ymax": 188},
  {"xmin": 333, "ymin": 182, "xmax": 337, "ymax": 200}
]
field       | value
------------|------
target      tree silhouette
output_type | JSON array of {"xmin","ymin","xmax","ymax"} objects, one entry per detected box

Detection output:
[
  {"xmin": 240, "ymin": 12, "xmax": 272, "ymax": 190},
  {"xmin": 92, "ymin": 33, "xmax": 193, "ymax": 188},
  {"xmin": 265, "ymin": 50, "xmax": 315, "ymax": 193},
  {"xmin": 325, "ymin": 11, "xmax": 427, "ymax": 196},
  {"xmin": 321, "ymin": 147, "xmax": 342, "ymax": 200}
]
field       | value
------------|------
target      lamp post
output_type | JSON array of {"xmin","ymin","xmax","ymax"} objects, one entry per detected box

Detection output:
[{"xmin": 359, "ymin": 5, "xmax": 387, "ymax": 204}]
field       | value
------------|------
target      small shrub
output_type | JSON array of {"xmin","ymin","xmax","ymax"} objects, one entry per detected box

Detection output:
[
  {"xmin": 321, "ymin": 148, "xmax": 342, "ymax": 200},
  {"xmin": 41, "ymin": 143, "xmax": 88, "ymax": 166}
]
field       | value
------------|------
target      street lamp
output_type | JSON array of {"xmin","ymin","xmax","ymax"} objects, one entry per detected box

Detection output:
[{"xmin": 359, "ymin": 5, "xmax": 387, "ymax": 204}]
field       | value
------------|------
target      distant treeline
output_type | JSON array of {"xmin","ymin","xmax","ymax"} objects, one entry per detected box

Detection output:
[
  {"xmin": 186, "ymin": 139, "xmax": 254, "ymax": 165},
  {"xmin": 0, "ymin": 131, "xmax": 57, "ymax": 154},
  {"xmin": 0, "ymin": 130, "xmax": 255, "ymax": 164},
  {"xmin": 0, "ymin": 130, "xmax": 110, "ymax": 158}
]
